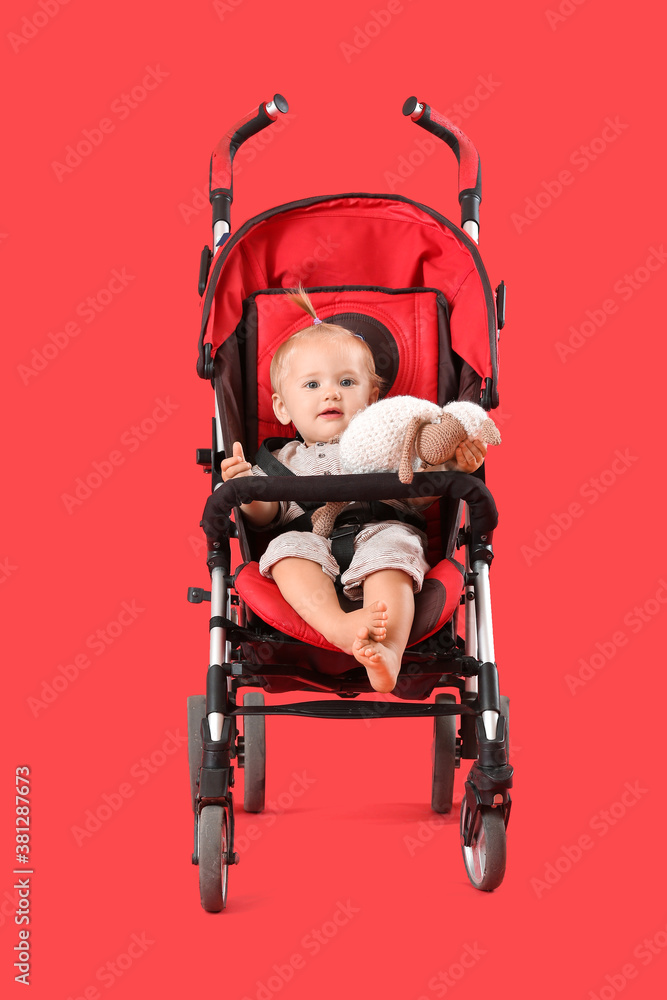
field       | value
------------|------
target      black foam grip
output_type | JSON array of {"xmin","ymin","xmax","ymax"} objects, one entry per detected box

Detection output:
[{"xmin": 201, "ymin": 471, "xmax": 498, "ymax": 543}]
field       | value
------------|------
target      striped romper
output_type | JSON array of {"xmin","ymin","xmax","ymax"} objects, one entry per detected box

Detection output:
[{"xmin": 252, "ymin": 438, "xmax": 431, "ymax": 601}]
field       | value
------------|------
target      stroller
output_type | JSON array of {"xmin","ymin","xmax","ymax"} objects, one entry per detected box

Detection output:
[{"xmin": 188, "ymin": 94, "xmax": 513, "ymax": 911}]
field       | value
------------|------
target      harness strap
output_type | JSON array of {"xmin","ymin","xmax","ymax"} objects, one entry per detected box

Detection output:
[
  {"xmin": 254, "ymin": 438, "xmax": 427, "ymax": 578},
  {"xmin": 255, "ymin": 438, "xmax": 322, "ymax": 514}
]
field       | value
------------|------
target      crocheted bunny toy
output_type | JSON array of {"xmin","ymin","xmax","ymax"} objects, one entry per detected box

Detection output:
[{"xmin": 311, "ymin": 395, "xmax": 501, "ymax": 537}]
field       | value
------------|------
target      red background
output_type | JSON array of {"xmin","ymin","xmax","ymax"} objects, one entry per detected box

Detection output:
[{"xmin": 2, "ymin": 1, "xmax": 666, "ymax": 997}]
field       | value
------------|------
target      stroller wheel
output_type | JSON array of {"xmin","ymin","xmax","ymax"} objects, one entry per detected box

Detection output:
[
  {"xmin": 243, "ymin": 692, "xmax": 266, "ymax": 813},
  {"xmin": 460, "ymin": 799, "xmax": 506, "ymax": 891},
  {"xmin": 199, "ymin": 805, "xmax": 229, "ymax": 912},
  {"xmin": 431, "ymin": 693, "xmax": 457, "ymax": 813},
  {"xmin": 187, "ymin": 695, "xmax": 206, "ymax": 812}
]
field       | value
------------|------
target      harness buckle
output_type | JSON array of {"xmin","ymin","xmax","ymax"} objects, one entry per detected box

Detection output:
[
  {"xmin": 330, "ymin": 515, "xmax": 364, "ymax": 578},
  {"xmin": 330, "ymin": 516, "xmax": 364, "ymax": 541}
]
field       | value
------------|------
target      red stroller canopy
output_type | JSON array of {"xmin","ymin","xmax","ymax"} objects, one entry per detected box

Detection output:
[{"xmin": 199, "ymin": 193, "xmax": 499, "ymax": 398}]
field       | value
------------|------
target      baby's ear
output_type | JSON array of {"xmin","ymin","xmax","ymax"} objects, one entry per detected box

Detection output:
[
  {"xmin": 272, "ymin": 393, "xmax": 292, "ymax": 426},
  {"xmin": 369, "ymin": 386, "xmax": 380, "ymax": 404}
]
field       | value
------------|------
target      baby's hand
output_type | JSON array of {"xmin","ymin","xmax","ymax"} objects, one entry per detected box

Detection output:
[
  {"xmin": 447, "ymin": 438, "xmax": 487, "ymax": 473},
  {"xmin": 221, "ymin": 441, "xmax": 253, "ymax": 482}
]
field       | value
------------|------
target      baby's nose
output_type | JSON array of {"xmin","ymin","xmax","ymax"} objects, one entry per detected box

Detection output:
[{"xmin": 324, "ymin": 384, "xmax": 341, "ymax": 398}]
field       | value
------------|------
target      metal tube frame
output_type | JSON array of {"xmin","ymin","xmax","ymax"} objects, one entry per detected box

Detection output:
[
  {"xmin": 208, "ymin": 396, "xmax": 231, "ymax": 743},
  {"xmin": 463, "ymin": 508, "xmax": 499, "ymax": 741}
]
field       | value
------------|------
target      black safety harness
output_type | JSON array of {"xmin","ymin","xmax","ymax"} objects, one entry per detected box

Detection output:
[{"xmin": 254, "ymin": 437, "xmax": 427, "ymax": 584}]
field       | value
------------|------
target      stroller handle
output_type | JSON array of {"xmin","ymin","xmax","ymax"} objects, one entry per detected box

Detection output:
[
  {"xmin": 209, "ymin": 94, "xmax": 289, "ymax": 243},
  {"xmin": 202, "ymin": 471, "xmax": 498, "ymax": 553},
  {"xmin": 403, "ymin": 97, "xmax": 482, "ymax": 241}
]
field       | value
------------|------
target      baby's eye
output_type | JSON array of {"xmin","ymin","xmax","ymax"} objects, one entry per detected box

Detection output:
[
  {"xmin": 340, "ymin": 378, "xmax": 355, "ymax": 387},
  {"xmin": 305, "ymin": 381, "xmax": 319, "ymax": 389}
]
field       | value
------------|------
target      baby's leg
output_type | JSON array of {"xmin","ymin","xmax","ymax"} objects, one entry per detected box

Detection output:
[
  {"xmin": 340, "ymin": 522, "xmax": 427, "ymax": 692},
  {"xmin": 352, "ymin": 569, "xmax": 416, "ymax": 693},
  {"xmin": 270, "ymin": 558, "xmax": 388, "ymax": 654}
]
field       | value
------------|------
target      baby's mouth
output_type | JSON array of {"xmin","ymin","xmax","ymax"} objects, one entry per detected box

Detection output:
[{"xmin": 318, "ymin": 408, "xmax": 343, "ymax": 418}]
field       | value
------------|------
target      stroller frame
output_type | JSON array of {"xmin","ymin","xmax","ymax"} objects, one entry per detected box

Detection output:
[{"xmin": 188, "ymin": 95, "xmax": 513, "ymax": 911}]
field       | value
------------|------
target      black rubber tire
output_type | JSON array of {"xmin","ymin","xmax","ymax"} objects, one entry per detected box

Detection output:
[
  {"xmin": 460, "ymin": 799, "xmax": 506, "ymax": 891},
  {"xmin": 500, "ymin": 695, "xmax": 510, "ymax": 759},
  {"xmin": 187, "ymin": 695, "xmax": 206, "ymax": 812},
  {"xmin": 243, "ymin": 692, "xmax": 266, "ymax": 813},
  {"xmin": 198, "ymin": 805, "xmax": 228, "ymax": 912},
  {"xmin": 431, "ymin": 693, "xmax": 457, "ymax": 814}
]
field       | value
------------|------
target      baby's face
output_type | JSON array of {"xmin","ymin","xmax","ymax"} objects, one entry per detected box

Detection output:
[{"xmin": 272, "ymin": 338, "xmax": 378, "ymax": 446}]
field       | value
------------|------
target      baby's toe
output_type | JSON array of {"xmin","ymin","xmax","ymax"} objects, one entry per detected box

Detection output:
[{"xmin": 353, "ymin": 626, "xmax": 370, "ymax": 649}]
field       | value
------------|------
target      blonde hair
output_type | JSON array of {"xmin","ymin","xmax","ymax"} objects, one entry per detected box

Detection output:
[{"xmin": 270, "ymin": 285, "xmax": 383, "ymax": 394}]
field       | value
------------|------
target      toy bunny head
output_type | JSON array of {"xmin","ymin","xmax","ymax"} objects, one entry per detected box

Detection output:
[
  {"xmin": 400, "ymin": 400, "xmax": 502, "ymax": 483},
  {"xmin": 310, "ymin": 396, "xmax": 501, "ymax": 537}
]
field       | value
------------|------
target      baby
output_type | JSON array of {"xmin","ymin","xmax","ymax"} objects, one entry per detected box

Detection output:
[{"xmin": 221, "ymin": 288, "xmax": 486, "ymax": 693}]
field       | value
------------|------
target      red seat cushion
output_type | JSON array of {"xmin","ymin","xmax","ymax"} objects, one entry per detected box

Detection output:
[{"xmin": 234, "ymin": 558, "xmax": 464, "ymax": 650}]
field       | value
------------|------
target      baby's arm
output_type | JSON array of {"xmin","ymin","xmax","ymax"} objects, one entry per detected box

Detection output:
[{"xmin": 220, "ymin": 442, "xmax": 279, "ymax": 528}]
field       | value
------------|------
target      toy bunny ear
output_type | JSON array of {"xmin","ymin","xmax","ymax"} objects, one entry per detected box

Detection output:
[
  {"xmin": 417, "ymin": 417, "xmax": 464, "ymax": 466},
  {"xmin": 480, "ymin": 418, "xmax": 501, "ymax": 446},
  {"xmin": 398, "ymin": 416, "xmax": 423, "ymax": 484}
]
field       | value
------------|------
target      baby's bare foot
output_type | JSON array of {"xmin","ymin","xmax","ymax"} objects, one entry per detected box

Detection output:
[
  {"xmin": 359, "ymin": 600, "xmax": 388, "ymax": 642},
  {"xmin": 321, "ymin": 601, "xmax": 387, "ymax": 653},
  {"xmin": 352, "ymin": 627, "xmax": 402, "ymax": 693}
]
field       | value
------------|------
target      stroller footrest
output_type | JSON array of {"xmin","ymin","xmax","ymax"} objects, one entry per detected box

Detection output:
[{"xmin": 233, "ymin": 700, "xmax": 477, "ymax": 720}]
